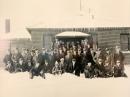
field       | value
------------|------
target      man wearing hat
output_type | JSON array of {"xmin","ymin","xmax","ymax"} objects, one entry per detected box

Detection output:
[
  {"xmin": 113, "ymin": 60, "xmax": 127, "ymax": 77},
  {"xmin": 111, "ymin": 46, "xmax": 125, "ymax": 70},
  {"xmin": 29, "ymin": 49, "xmax": 46, "ymax": 79},
  {"xmin": 84, "ymin": 62, "xmax": 93, "ymax": 78},
  {"xmin": 38, "ymin": 48, "xmax": 49, "ymax": 77},
  {"xmin": 74, "ymin": 49, "xmax": 82, "ymax": 76},
  {"xmin": 94, "ymin": 58, "xmax": 105, "ymax": 77},
  {"xmin": 3, "ymin": 50, "xmax": 14, "ymax": 72}
]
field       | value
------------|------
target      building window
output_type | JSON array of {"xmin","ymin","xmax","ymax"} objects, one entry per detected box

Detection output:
[{"xmin": 120, "ymin": 33, "xmax": 130, "ymax": 51}]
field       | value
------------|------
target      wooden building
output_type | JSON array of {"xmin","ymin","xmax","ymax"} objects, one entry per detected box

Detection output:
[{"xmin": 27, "ymin": 27, "xmax": 130, "ymax": 51}]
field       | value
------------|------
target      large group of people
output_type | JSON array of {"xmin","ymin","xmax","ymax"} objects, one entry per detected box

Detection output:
[{"xmin": 3, "ymin": 39, "xmax": 127, "ymax": 79}]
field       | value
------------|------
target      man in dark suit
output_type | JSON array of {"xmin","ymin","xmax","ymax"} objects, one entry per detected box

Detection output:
[
  {"xmin": 65, "ymin": 50, "xmax": 73, "ymax": 73},
  {"xmin": 74, "ymin": 49, "xmax": 82, "ymax": 76},
  {"xmin": 84, "ymin": 62, "xmax": 93, "ymax": 78},
  {"xmin": 3, "ymin": 50, "xmax": 14, "ymax": 73},
  {"xmin": 113, "ymin": 60, "xmax": 127, "ymax": 77},
  {"xmin": 29, "ymin": 49, "xmax": 46, "ymax": 79},
  {"xmin": 94, "ymin": 58, "xmax": 105, "ymax": 77},
  {"xmin": 37, "ymin": 48, "xmax": 47, "ymax": 78},
  {"xmin": 81, "ymin": 48, "xmax": 87, "ymax": 73},
  {"xmin": 112, "ymin": 46, "xmax": 125, "ymax": 70},
  {"xmin": 11, "ymin": 48, "xmax": 23, "ymax": 72}
]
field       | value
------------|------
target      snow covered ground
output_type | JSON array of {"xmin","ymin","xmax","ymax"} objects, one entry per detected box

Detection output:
[{"xmin": 0, "ymin": 66, "xmax": 130, "ymax": 97}]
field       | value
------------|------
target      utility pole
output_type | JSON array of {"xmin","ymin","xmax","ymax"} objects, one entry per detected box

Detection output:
[
  {"xmin": 80, "ymin": 0, "xmax": 82, "ymax": 12},
  {"xmin": 89, "ymin": 8, "xmax": 95, "ymax": 20},
  {"xmin": 79, "ymin": 0, "xmax": 84, "ymax": 16}
]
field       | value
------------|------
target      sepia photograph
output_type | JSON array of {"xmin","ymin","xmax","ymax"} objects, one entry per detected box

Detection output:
[{"xmin": 0, "ymin": 0, "xmax": 130, "ymax": 97}]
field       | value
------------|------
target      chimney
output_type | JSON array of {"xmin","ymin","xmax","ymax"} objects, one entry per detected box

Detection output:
[{"xmin": 5, "ymin": 19, "xmax": 10, "ymax": 33}]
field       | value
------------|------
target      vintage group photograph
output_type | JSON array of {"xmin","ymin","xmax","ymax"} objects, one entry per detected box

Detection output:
[{"xmin": 0, "ymin": 0, "xmax": 130, "ymax": 97}]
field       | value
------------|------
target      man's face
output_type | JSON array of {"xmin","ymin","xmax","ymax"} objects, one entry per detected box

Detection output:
[
  {"xmin": 42, "ymin": 50, "xmax": 45, "ymax": 54},
  {"xmin": 73, "ymin": 51, "xmax": 76, "ymax": 55},
  {"xmin": 105, "ymin": 62, "xmax": 109, "ymax": 66},
  {"xmin": 106, "ymin": 50, "xmax": 109, "ymax": 54},
  {"xmin": 35, "ymin": 50, "xmax": 39, "ymax": 55},
  {"xmin": 98, "ymin": 59, "xmax": 102, "ymax": 65},
  {"xmin": 60, "ymin": 58, "xmax": 64, "ymax": 63},
  {"xmin": 67, "ymin": 51, "xmax": 70, "ymax": 55},
  {"xmin": 55, "ymin": 61, "xmax": 58, "ymax": 67},
  {"xmin": 63, "ymin": 47, "xmax": 66, "ymax": 52},
  {"xmin": 116, "ymin": 61, "xmax": 120, "ymax": 66},
  {"xmin": 25, "ymin": 50, "xmax": 27, "ymax": 54},
  {"xmin": 87, "ymin": 44, "xmax": 90, "ymax": 48},
  {"xmin": 83, "ymin": 50, "xmax": 87, "ymax": 54},
  {"xmin": 31, "ymin": 52, "xmax": 34, "ymax": 56},
  {"xmin": 116, "ymin": 47, "xmax": 120, "ymax": 53},
  {"xmin": 7, "ymin": 61, "xmax": 11, "ymax": 66},
  {"xmin": 78, "ymin": 50, "xmax": 81, "ymax": 54},
  {"xmin": 90, "ymin": 49, "xmax": 93, "ymax": 53},
  {"xmin": 99, "ymin": 61, "xmax": 102, "ymax": 65},
  {"xmin": 73, "ymin": 46, "xmax": 76, "ymax": 49},
  {"xmin": 45, "ymin": 60, "xmax": 48, "ymax": 65},
  {"xmin": 88, "ymin": 63, "xmax": 91, "ymax": 67},
  {"xmin": 59, "ymin": 49, "xmax": 62, "ymax": 54},
  {"xmin": 19, "ymin": 59, "xmax": 23, "ymax": 65}
]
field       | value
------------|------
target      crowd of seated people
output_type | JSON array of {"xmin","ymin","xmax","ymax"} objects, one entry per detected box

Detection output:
[{"xmin": 3, "ymin": 39, "xmax": 127, "ymax": 79}]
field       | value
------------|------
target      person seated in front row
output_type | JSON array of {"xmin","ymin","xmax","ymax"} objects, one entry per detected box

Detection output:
[
  {"xmin": 94, "ymin": 58, "xmax": 105, "ymax": 77},
  {"xmin": 60, "ymin": 58, "xmax": 65, "ymax": 74},
  {"xmin": 15, "ymin": 58, "xmax": 24, "ymax": 72},
  {"xmin": 104, "ymin": 58, "xmax": 113, "ymax": 77},
  {"xmin": 113, "ymin": 60, "xmax": 127, "ymax": 77},
  {"xmin": 44, "ymin": 60, "xmax": 50, "ymax": 73},
  {"xmin": 84, "ymin": 62, "xmax": 93, "ymax": 78},
  {"xmin": 5, "ymin": 60, "xmax": 14, "ymax": 73},
  {"xmin": 52, "ymin": 61, "xmax": 62, "ymax": 75}
]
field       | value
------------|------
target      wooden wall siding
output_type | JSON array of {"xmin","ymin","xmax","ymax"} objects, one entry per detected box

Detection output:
[
  {"xmin": 10, "ymin": 39, "xmax": 32, "ymax": 50},
  {"xmin": 31, "ymin": 31, "xmax": 43, "ymax": 49},
  {"xmin": 97, "ymin": 30, "xmax": 120, "ymax": 49},
  {"xmin": 123, "ymin": 52, "xmax": 130, "ymax": 65}
]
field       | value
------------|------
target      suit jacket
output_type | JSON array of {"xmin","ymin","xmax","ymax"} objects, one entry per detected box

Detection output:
[
  {"xmin": 111, "ymin": 51, "xmax": 125, "ymax": 69},
  {"xmin": 74, "ymin": 54, "xmax": 82, "ymax": 70},
  {"xmin": 3, "ymin": 54, "xmax": 12, "ymax": 65}
]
